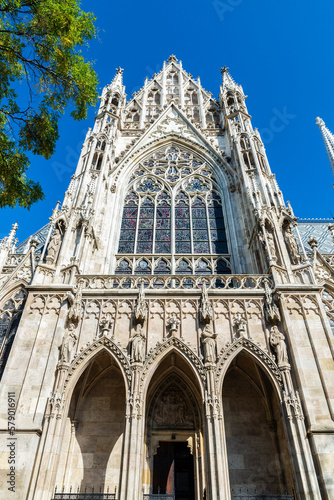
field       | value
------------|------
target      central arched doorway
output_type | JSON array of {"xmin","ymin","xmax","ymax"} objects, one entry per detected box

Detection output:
[{"xmin": 144, "ymin": 353, "xmax": 204, "ymax": 500}]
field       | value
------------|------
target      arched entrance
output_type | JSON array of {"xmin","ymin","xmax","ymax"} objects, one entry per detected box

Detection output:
[
  {"xmin": 144, "ymin": 353, "xmax": 204, "ymax": 500},
  {"xmin": 54, "ymin": 351, "xmax": 126, "ymax": 495},
  {"xmin": 222, "ymin": 352, "xmax": 295, "ymax": 496}
]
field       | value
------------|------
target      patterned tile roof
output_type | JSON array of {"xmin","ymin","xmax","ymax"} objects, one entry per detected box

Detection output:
[
  {"xmin": 15, "ymin": 223, "xmax": 51, "ymax": 254},
  {"xmin": 297, "ymin": 219, "xmax": 334, "ymax": 254}
]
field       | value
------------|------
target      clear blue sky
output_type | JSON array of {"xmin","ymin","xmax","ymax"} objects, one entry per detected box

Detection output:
[{"xmin": 1, "ymin": 0, "xmax": 334, "ymax": 242}]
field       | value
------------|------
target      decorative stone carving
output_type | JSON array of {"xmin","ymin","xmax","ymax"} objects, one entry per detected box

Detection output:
[
  {"xmin": 45, "ymin": 228, "xmax": 62, "ymax": 265},
  {"xmin": 283, "ymin": 390, "xmax": 304, "ymax": 420},
  {"xmin": 134, "ymin": 280, "xmax": 147, "ymax": 325},
  {"xmin": 284, "ymin": 224, "xmax": 300, "ymax": 265},
  {"xmin": 199, "ymin": 283, "xmax": 213, "ymax": 323},
  {"xmin": 65, "ymin": 336, "xmax": 132, "ymax": 388},
  {"xmin": 263, "ymin": 277, "xmax": 281, "ymax": 324},
  {"xmin": 129, "ymin": 323, "xmax": 146, "ymax": 363},
  {"xmin": 201, "ymin": 324, "xmax": 217, "ymax": 363},
  {"xmin": 59, "ymin": 324, "xmax": 77, "ymax": 363},
  {"xmin": 233, "ymin": 313, "xmax": 247, "ymax": 338},
  {"xmin": 216, "ymin": 336, "xmax": 283, "ymax": 386},
  {"xmin": 141, "ymin": 337, "xmax": 206, "ymax": 386},
  {"xmin": 167, "ymin": 313, "xmax": 180, "ymax": 336},
  {"xmin": 99, "ymin": 315, "xmax": 113, "ymax": 337},
  {"xmin": 269, "ymin": 325, "xmax": 289, "ymax": 368},
  {"xmin": 152, "ymin": 384, "xmax": 194, "ymax": 428}
]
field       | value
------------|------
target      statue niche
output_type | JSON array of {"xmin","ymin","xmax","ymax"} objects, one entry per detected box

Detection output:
[{"xmin": 152, "ymin": 384, "xmax": 194, "ymax": 430}]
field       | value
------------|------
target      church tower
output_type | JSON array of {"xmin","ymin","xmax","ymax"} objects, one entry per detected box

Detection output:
[{"xmin": 0, "ymin": 57, "xmax": 333, "ymax": 500}]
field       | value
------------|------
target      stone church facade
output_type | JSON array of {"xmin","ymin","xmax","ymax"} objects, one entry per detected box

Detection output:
[{"xmin": 0, "ymin": 56, "xmax": 333, "ymax": 500}]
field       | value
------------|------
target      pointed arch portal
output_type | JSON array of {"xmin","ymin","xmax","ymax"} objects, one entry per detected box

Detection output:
[
  {"xmin": 144, "ymin": 353, "xmax": 204, "ymax": 500},
  {"xmin": 222, "ymin": 351, "xmax": 295, "ymax": 495},
  {"xmin": 55, "ymin": 351, "xmax": 127, "ymax": 494}
]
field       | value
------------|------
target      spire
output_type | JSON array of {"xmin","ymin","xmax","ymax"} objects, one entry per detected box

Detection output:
[
  {"xmin": 110, "ymin": 67, "xmax": 124, "ymax": 93},
  {"xmin": 0, "ymin": 222, "xmax": 18, "ymax": 251},
  {"xmin": 316, "ymin": 117, "xmax": 334, "ymax": 175},
  {"xmin": 221, "ymin": 66, "xmax": 238, "ymax": 91}
]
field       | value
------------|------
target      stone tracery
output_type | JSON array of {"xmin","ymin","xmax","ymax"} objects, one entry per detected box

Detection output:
[{"xmin": 117, "ymin": 146, "xmax": 230, "ymax": 275}]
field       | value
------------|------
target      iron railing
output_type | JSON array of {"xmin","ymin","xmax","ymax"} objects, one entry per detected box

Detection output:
[
  {"xmin": 231, "ymin": 491, "xmax": 295, "ymax": 500},
  {"xmin": 53, "ymin": 496, "xmax": 115, "ymax": 500},
  {"xmin": 52, "ymin": 487, "xmax": 116, "ymax": 500},
  {"xmin": 143, "ymin": 495, "xmax": 175, "ymax": 500},
  {"xmin": 232, "ymin": 497, "xmax": 294, "ymax": 500}
]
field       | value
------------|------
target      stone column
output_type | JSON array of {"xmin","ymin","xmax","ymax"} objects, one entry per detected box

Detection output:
[
  {"xmin": 29, "ymin": 361, "xmax": 70, "ymax": 500},
  {"xmin": 204, "ymin": 364, "xmax": 231, "ymax": 500},
  {"xmin": 119, "ymin": 364, "xmax": 143, "ymax": 500},
  {"xmin": 268, "ymin": 318, "xmax": 322, "ymax": 499}
]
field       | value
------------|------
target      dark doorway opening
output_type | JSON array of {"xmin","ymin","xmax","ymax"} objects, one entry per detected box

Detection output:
[{"xmin": 153, "ymin": 441, "xmax": 195, "ymax": 500}]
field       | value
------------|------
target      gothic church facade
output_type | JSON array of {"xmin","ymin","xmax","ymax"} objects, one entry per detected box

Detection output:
[{"xmin": 0, "ymin": 56, "xmax": 333, "ymax": 500}]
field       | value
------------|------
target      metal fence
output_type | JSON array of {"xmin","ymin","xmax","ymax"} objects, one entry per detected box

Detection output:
[
  {"xmin": 231, "ymin": 492, "xmax": 295, "ymax": 500},
  {"xmin": 143, "ymin": 495, "xmax": 175, "ymax": 500},
  {"xmin": 52, "ymin": 489, "xmax": 116, "ymax": 500}
]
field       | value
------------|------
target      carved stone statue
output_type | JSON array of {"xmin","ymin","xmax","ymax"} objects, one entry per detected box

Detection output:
[
  {"xmin": 284, "ymin": 224, "xmax": 300, "ymax": 265},
  {"xmin": 199, "ymin": 283, "xmax": 213, "ymax": 323},
  {"xmin": 129, "ymin": 324, "xmax": 146, "ymax": 363},
  {"xmin": 66, "ymin": 284, "xmax": 83, "ymax": 326},
  {"xmin": 167, "ymin": 313, "xmax": 180, "ymax": 336},
  {"xmin": 270, "ymin": 325, "xmax": 289, "ymax": 367},
  {"xmin": 45, "ymin": 228, "xmax": 62, "ymax": 264},
  {"xmin": 233, "ymin": 314, "xmax": 247, "ymax": 338},
  {"xmin": 266, "ymin": 229, "xmax": 277, "ymax": 263},
  {"xmin": 201, "ymin": 324, "xmax": 217, "ymax": 363},
  {"xmin": 60, "ymin": 324, "xmax": 77, "ymax": 363},
  {"xmin": 263, "ymin": 278, "xmax": 281, "ymax": 324},
  {"xmin": 134, "ymin": 280, "xmax": 147, "ymax": 325}
]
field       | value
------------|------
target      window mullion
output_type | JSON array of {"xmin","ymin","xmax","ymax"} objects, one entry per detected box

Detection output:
[
  {"xmin": 205, "ymin": 195, "xmax": 213, "ymax": 255},
  {"xmin": 190, "ymin": 195, "xmax": 194, "ymax": 255},
  {"xmin": 171, "ymin": 190, "xmax": 175, "ymax": 274},
  {"xmin": 153, "ymin": 196, "xmax": 157, "ymax": 264},
  {"xmin": 134, "ymin": 197, "xmax": 141, "ymax": 257}
]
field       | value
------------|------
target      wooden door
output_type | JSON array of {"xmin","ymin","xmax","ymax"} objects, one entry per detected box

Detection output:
[{"xmin": 153, "ymin": 441, "xmax": 195, "ymax": 499}]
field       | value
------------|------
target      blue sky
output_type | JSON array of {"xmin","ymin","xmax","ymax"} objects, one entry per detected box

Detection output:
[{"xmin": 1, "ymin": 0, "xmax": 334, "ymax": 242}]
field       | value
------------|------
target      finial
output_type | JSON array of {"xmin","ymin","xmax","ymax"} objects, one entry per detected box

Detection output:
[
  {"xmin": 308, "ymin": 237, "xmax": 318, "ymax": 250},
  {"xmin": 116, "ymin": 67, "xmax": 124, "ymax": 74},
  {"xmin": 221, "ymin": 66, "xmax": 229, "ymax": 75}
]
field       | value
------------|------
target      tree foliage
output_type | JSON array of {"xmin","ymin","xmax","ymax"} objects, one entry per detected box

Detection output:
[{"xmin": 0, "ymin": 0, "xmax": 98, "ymax": 208}]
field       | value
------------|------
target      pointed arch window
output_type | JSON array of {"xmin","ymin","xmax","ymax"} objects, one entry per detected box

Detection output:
[{"xmin": 117, "ymin": 147, "xmax": 231, "ymax": 274}]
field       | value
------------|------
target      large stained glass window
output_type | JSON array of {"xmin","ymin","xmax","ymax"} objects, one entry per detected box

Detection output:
[{"xmin": 117, "ymin": 147, "xmax": 231, "ymax": 274}]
